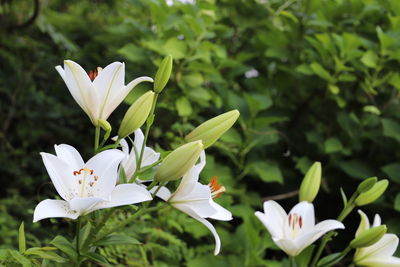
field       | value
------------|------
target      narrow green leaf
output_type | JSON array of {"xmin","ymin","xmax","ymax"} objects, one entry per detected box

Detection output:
[
  {"xmin": 83, "ymin": 252, "xmax": 109, "ymax": 264},
  {"xmin": 94, "ymin": 234, "xmax": 142, "ymax": 246},
  {"xmin": 19, "ymin": 222, "xmax": 26, "ymax": 253},
  {"xmin": 25, "ymin": 248, "xmax": 67, "ymax": 263},
  {"xmin": 9, "ymin": 250, "xmax": 31, "ymax": 267},
  {"xmin": 296, "ymin": 245, "xmax": 314, "ymax": 267},
  {"xmin": 317, "ymin": 252, "xmax": 345, "ymax": 267},
  {"xmin": 50, "ymin": 236, "xmax": 78, "ymax": 261}
]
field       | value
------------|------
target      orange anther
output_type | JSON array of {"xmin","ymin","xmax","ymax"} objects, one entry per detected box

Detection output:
[
  {"xmin": 94, "ymin": 176, "xmax": 98, "ymax": 181},
  {"xmin": 78, "ymin": 180, "xmax": 82, "ymax": 184}
]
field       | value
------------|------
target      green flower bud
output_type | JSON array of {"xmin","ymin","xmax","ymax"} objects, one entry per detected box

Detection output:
[
  {"xmin": 118, "ymin": 91, "xmax": 155, "ymax": 138},
  {"xmin": 155, "ymin": 141, "xmax": 203, "ymax": 182},
  {"xmin": 154, "ymin": 55, "xmax": 173, "ymax": 93},
  {"xmin": 350, "ymin": 225, "xmax": 387, "ymax": 248},
  {"xmin": 185, "ymin": 110, "xmax": 240, "ymax": 149},
  {"xmin": 98, "ymin": 119, "xmax": 112, "ymax": 132},
  {"xmin": 355, "ymin": 179, "xmax": 389, "ymax": 206},
  {"xmin": 357, "ymin": 177, "xmax": 377, "ymax": 194},
  {"xmin": 299, "ymin": 162, "xmax": 321, "ymax": 203}
]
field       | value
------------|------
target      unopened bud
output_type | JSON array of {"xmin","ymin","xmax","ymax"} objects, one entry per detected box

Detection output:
[
  {"xmin": 357, "ymin": 177, "xmax": 377, "ymax": 194},
  {"xmin": 299, "ymin": 162, "xmax": 321, "ymax": 203},
  {"xmin": 355, "ymin": 179, "xmax": 389, "ymax": 206},
  {"xmin": 155, "ymin": 141, "xmax": 203, "ymax": 182},
  {"xmin": 154, "ymin": 55, "xmax": 173, "ymax": 93},
  {"xmin": 98, "ymin": 119, "xmax": 112, "ymax": 133},
  {"xmin": 185, "ymin": 110, "xmax": 240, "ymax": 149},
  {"xmin": 350, "ymin": 225, "xmax": 387, "ymax": 248},
  {"xmin": 118, "ymin": 91, "xmax": 155, "ymax": 138}
]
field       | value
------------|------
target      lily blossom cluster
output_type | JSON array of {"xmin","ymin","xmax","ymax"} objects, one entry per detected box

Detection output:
[
  {"xmin": 154, "ymin": 152, "xmax": 232, "ymax": 255},
  {"xmin": 255, "ymin": 200, "xmax": 344, "ymax": 256},
  {"xmin": 354, "ymin": 210, "xmax": 400, "ymax": 267},
  {"xmin": 34, "ymin": 144, "xmax": 152, "ymax": 222}
]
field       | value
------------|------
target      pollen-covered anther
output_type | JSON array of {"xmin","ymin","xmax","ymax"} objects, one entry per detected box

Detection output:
[
  {"xmin": 94, "ymin": 176, "xmax": 98, "ymax": 181},
  {"xmin": 88, "ymin": 67, "xmax": 103, "ymax": 81},
  {"xmin": 288, "ymin": 213, "xmax": 303, "ymax": 230},
  {"xmin": 89, "ymin": 181, "xmax": 95, "ymax": 187},
  {"xmin": 208, "ymin": 176, "xmax": 226, "ymax": 199},
  {"xmin": 78, "ymin": 180, "xmax": 82, "ymax": 184}
]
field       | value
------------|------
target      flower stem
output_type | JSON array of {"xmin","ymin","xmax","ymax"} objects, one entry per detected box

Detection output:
[
  {"xmin": 310, "ymin": 192, "xmax": 358, "ymax": 267},
  {"xmin": 289, "ymin": 256, "xmax": 296, "ymax": 267},
  {"xmin": 75, "ymin": 217, "xmax": 82, "ymax": 266},
  {"xmin": 94, "ymin": 126, "xmax": 100, "ymax": 153},
  {"xmin": 136, "ymin": 93, "xmax": 159, "ymax": 174}
]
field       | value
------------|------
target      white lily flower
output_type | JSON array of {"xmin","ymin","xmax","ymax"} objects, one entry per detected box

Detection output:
[
  {"xmin": 118, "ymin": 129, "xmax": 160, "ymax": 181},
  {"xmin": 55, "ymin": 60, "xmax": 153, "ymax": 125},
  {"xmin": 255, "ymin": 200, "xmax": 344, "ymax": 256},
  {"xmin": 33, "ymin": 144, "xmax": 152, "ymax": 222},
  {"xmin": 154, "ymin": 152, "xmax": 232, "ymax": 255},
  {"xmin": 354, "ymin": 210, "xmax": 400, "ymax": 267}
]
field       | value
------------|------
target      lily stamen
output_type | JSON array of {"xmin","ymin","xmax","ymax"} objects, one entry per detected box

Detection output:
[
  {"xmin": 208, "ymin": 176, "xmax": 226, "ymax": 199},
  {"xmin": 72, "ymin": 168, "xmax": 96, "ymax": 197},
  {"xmin": 88, "ymin": 67, "xmax": 103, "ymax": 81}
]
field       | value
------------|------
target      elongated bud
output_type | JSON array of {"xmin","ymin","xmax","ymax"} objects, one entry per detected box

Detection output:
[
  {"xmin": 98, "ymin": 119, "xmax": 112, "ymax": 132},
  {"xmin": 154, "ymin": 55, "xmax": 173, "ymax": 93},
  {"xmin": 155, "ymin": 141, "xmax": 203, "ymax": 182},
  {"xmin": 350, "ymin": 225, "xmax": 387, "ymax": 248},
  {"xmin": 299, "ymin": 162, "xmax": 321, "ymax": 203},
  {"xmin": 118, "ymin": 91, "xmax": 155, "ymax": 138},
  {"xmin": 357, "ymin": 177, "xmax": 377, "ymax": 194},
  {"xmin": 185, "ymin": 110, "xmax": 240, "ymax": 149},
  {"xmin": 355, "ymin": 179, "xmax": 389, "ymax": 206}
]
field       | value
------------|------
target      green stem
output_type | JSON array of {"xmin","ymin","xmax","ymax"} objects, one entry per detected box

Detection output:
[
  {"xmin": 139, "ymin": 245, "xmax": 149, "ymax": 267},
  {"xmin": 310, "ymin": 193, "xmax": 358, "ymax": 267},
  {"xmin": 75, "ymin": 217, "xmax": 81, "ymax": 266},
  {"xmin": 94, "ymin": 126, "xmax": 100, "ymax": 153},
  {"xmin": 136, "ymin": 94, "xmax": 159, "ymax": 174},
  {"xmin": 290, "ymin": 256, "xmax": 296, "ymax": 267}
]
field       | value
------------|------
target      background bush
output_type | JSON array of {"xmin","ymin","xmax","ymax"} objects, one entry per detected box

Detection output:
[{"xmin": 1, "ymin": 0, "xmax": 399, "ymax": 266}]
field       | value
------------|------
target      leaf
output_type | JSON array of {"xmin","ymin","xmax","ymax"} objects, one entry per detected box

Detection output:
[
  {"xmin": 79, "ymin": 221, "xmax": 92, "ymax": 249},
  {"xmin": 324, "ymin": 138, "xmax": 343, "ymax": 153},
  {"xmin": 50, "ymin": 236, "xmax": 78, "ymax": 261},
  {"xmin": 382, "ymin": 118, "xmax": 400, "ymax": 142},
  {"xmin": 394, "ymin": 193, "xmax": 400, "ymax": 212},
  {"xmin": 361, "ymin": 50, "xmax": 378, "ymax": 68},
  {"xmin": 8, "ymin": 250, "xmax": 31, "ymax": 267},
  {"xmin": 163, "ymin": 38, "xmax": 187, "ymax": 59},
  {"xmin": 310, "ymin": 62, "xmax": 334, "ymax": 82},
  {"xmin": 176, "ymin": 97, "xmax": 192, "ymax": 117},
  {"xmin": 24, "ymin": 248, "xmax": 66, "ymax": 263},
  {"xmin": 94, "ymin": 234, "xmax": 142, "ymax": 246},
  {"xmin": 340, "ymin": 160, "xmax": 374, "ymax": 180},
  {"xmin": 83, "ymin": 252, "xmax": 109, "ymax": 265},
  {"xmin": 248, "ymin": 161, "xmax": 283, "ymax": 184},
  {"xmin": 381, "ymin": 163, "xmax": 400, "ymax": 184},
  {"xmin": 317, "ymin": 252, "xmax": 345, "ymax": 267},
  {"xmin": 19, "ymin": 222, "xmax": 26, "ymax": 253},
  {"xmin": 340, "ymin": 188, "xmax": 348, "ymax": 207},
  {"xmin": 117, "ymin": 44, "xmax": 148, "ymax": 62},
  {"xmin": 296, "ymin": 245, "xmax": 314, "ymax": 267}
]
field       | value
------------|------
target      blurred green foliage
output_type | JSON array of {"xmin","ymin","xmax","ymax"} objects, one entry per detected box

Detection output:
[{"xmin": 1, "ymin": 0, "xmax": 400, "ymax": 265}]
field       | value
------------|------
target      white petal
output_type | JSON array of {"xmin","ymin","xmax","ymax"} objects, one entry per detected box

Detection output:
[
  {"xmin": 64, "ymin": 60, "xmax": 99, "ymax": 123},
  {"xmin": 151, "ymin": 186, "xmax": 172, "ymax": 201},
  {"xmin": 118, "ymin": 138, "xmax": 130, "ymax": 155},
  {"xmin": 40, "ymin": 152, "xmax": 75, "ymax": 201},
  {"xmin": 54, "ymin": 144, "xmax": 84, "ymax": 171},
  {"xmin": 33, "ymin": 199, "xmax": 78, "ymax": 222},
  {"xmin": 55, "ymin": 65, "xmax": 66, "ymax": 80},
  {"xmin": 313, "ymin": 219, "xmax": 345, "ymax": 234},
  {"xmin": 191, "ymin": 215, "xmax": 222, "ymax": 255},
  {"xmin": 359, "ymin": 256, "xmax": 400, "ymax": 267},
  {"xmin": 106, "ymin": 76, "xmax": 153, "ymax": 121},
  {"xmin": 356, "ymin": 210, "xmax": 371, "ymax": 236},
  {"xmin": 289, "ymin": 201, "xmax": 315, "ymax": 232},
  {"xmin": 69, "ymin": 197, "xmax": 103, "ymax": 214},
  {"xmin": 174, "ymin": 200, "xmax": 217, "ymax": 219},
  {"xmin": 358, "ymin": 234, "xmax": 399, "ymax": 260},
  {"xmin": 133, "ymin": 129, "xmax": 145, "ymax": 151},
  {"xmin": 273, "ymin": 237, "xmax": 300, "ymax": 256},
  {"xmin": 98, "ymin": 184, "xmax": 152, "ymax": 209},
  {"xmin": 172, "ymin": 182, "xmax": 210, "ymax": 202},
  {"xmin": 141, "ymin": 147, "xmax": 160, "ymax": 167},
  {"xmin": 372, "ymin": 214, "xmax": 382, "ymax": 227},
  {"xmin": 209, "ymin": 201, "xmax": 232, "ymax": 221},
  {"xmin": 84, "ymin": 149, "xmax": 125, "ymax": 197},
  {"xmin": 93, "ymin": 62, "xmax": 125, "ymax": 120},
  {"xmin": 257, "ymin": 200, "xmax": 287, "ymax": 238}
]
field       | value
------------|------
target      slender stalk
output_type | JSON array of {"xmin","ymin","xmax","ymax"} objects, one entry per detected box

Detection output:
[
  {"xmin": 310, "ymin": 193, "xmax": 358, "ymax": 267},
  {"xmin": 136, "ymin": 94, "xmax": 159, "ymax": 172},
  {"xmin": 139, "ymin": 245, "xmax": 149, "ymax": 267},
  {"xmin": 289, "ymin": 256, "xmax": 296, "ymax": 267},
  {"xmin": 94, "ymin": 126, "xmax": 100, "ymax": 153},
  {"xmin": 75, "ymin": 217, "xmax": 81, "ymax": 266}
]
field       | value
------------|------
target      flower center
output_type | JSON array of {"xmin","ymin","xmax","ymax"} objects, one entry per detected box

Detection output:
[
  {"xmin": 288, "ymin": 213, "xmax": 303, "ymax": 239},
  {"xmin": 73, "ymin": 168, "xmax": 99, "ymax": 197},
  {"xmin": 88, "ymin": 67, "xmax": 103, "ymax": 81},
  {"xmin": 208, "ymin": 176, "xmax": 225, "ymax": 199}
]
